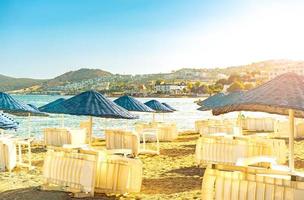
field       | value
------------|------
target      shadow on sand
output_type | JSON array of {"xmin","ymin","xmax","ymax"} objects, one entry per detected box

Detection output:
[
  {"xmin": 141, "ymin": 176, "xmax": 201, "ymax": 195},
  {"xmin": 0, "ymin": 187, "xmax": 121, "ymax": 200}
]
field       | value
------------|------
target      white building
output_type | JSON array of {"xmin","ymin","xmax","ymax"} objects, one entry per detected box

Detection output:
[
  {"xmin": 267, "ymin": 64, "xmax": 304, "ymax": 80},
  {"xmin": 155, "ymin": 83, "xmax": 186, "ymax": 94}
]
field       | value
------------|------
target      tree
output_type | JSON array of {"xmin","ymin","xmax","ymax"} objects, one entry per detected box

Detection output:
[
  {"xmin": 227, "ymin": 74, "xmax": 241, "ymax": 84},
  {"xmin": 187, "ymin": 82, "xmax": 193, "ymax": 92},
  {"xmin": 155, "ymin": 80, "xmax": 163, "ymax": 85},
  {"xmin": 216, "ymin": 79, "xmax": 229, "ymax": 85},
  {"xmin": 244, "ymin": 83, "xmax": 254, "ymax": 90},
  {"xmin": 227, "ymin": 81, "xmax": 245, "ymax": 92},
  {"xmin": 194, "ymin": 81, "xmax": 201, "ymax": 88}
]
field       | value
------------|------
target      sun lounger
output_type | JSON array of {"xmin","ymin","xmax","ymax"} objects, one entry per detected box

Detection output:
[
  {"xmin": 242, "ymin": 117, "xmax": 276, "ymax": 132},
  {"xmin": 105, "ymin": 129, "xmax": 140, "ymax": 156},
  {"xmin": 43, "ymin": 127, "xmax": 86, "ymax": 147},
  {"xmin": 135, "ymin": 122, "xmax": 178, "ymax": 142},
  {"xmin": 94, "ymin": 152, "xmax": 143, "ymax": 194},
  {"xmin": 202, "ymin": 163, "xmax": 304, "ymax": 200},
  {"xmin": 195, "ymin": 136, "xmax": 287, "ymax": 166},
  {"xmin": 0, "ymin": 137, "xmax": 16, "ymax": 172},
  {"xmin": 42, "ymin": 147, "xmax": 97, "ymax": 197},
  {"xmin": 200, "ymin": 125, "xmax": 242, "ymax": 136},
  {"xmin": 274, "ymin": 120, "xmax": 304, "ymax": 138},
  {"xmin": 195, "ymin": 119, "xmax": 238, "ymax": 134}
]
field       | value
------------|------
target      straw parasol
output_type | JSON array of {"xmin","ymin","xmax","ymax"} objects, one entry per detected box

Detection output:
[
  {"xmin": 212, "ymin": 73, "xmax": 304, "ymax": 171},
  {"xmin": 145, "ymin": 100, "xmax": 174, "ymax": 121},
  {"xmin": 0, "ymin": 92, "xmax": 46, "ymax": 136},
  {"xmin": 114, "ymin": 95, "xmax": 155, "ymax": 112},
  {"xmin": 197, "ymin": 91, "xmax": 244, "ymax": 111},
  {"xmin": 38, "ymin": 98, "xmax": 66, "ymax": 112},
  {"xmin": 197, "ymin": 92, "xmax": 225, "ymax": 106},
  {"xmin": 43, "ymin": 90, "xmax": 138, "ymax": 144},
  {"xmin": 0, "ymin": 92, "xmax": 43, "ymax": 116},
  {"xmin": 162, "ymin": 102, "xmax": 177, "ymax": 111}
]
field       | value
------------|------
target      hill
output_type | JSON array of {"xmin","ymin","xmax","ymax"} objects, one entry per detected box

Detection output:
[
  {"xmin": 0, "ymin": 74, "xmax": 46, "ymax": 92},
  {"xmin": 44, "ymin": 68, "xmax": 112, "ymax": 87}
]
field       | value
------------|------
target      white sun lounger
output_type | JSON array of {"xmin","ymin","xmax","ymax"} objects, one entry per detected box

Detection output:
[
  {"xmin": 202, "ymin": 163, "xmax": 304, "ymax": 200},
  {"xmin": 43, "ymin": 127, "xmax": 87, "ymax": 147},
  {"xmin": 0, "ymin": 137, "xmax": 17, "ymax": 172},
  {"xmin": 42, "ymin": 147, "xmax": 97, "ymax": 197}
]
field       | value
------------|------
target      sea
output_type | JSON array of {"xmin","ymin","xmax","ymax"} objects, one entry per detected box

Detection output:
[{"xmin": 5, "ymin": 95, "xmax": 287, "ymax": 139}]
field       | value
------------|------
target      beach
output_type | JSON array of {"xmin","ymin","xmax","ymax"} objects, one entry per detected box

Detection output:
[{"xmin": 0, "ymin": 131, "xmax": 203, "ymax": 200}]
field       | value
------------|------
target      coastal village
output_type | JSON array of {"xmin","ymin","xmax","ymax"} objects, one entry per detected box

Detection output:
[{"xmin": 3, "ymin": 60, "xmax": 304, "ymax": 97}]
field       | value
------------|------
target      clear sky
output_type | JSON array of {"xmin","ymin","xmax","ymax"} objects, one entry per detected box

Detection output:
[{"xmin": 1, "ymin": 0, "xmax": 304, "ymax": 79}]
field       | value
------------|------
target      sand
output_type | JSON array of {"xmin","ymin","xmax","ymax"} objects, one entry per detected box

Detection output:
[
  {"xmin": 2, "ymin": 132, "xmax": 304, "ymax": 200},
  {"xmin": 0, "ymin": 132, "xmax": 203, "ymax": 200}
]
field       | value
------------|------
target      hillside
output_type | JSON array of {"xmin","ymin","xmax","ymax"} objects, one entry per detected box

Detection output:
[
  {"xmin": 44, "ymin": 68, "xmax": 112, "ymax": 86},
  {"xmin": 0, "ymin": 74, "xmax": 46, "ymax": 92}
]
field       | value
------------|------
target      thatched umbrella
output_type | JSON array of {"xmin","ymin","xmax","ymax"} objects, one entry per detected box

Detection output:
[
  {"xmin": 114, "ymin": 95, "xmax": 155, "ymax": 112},
  {"xmin": 212, "ymin": 73, "xmax": 304, "ymax": 171},
  {"xmin": 197, "ymin": 92, "xmax": 225, "ymax": 106},
  {"xmin": 162, "ymin": 102, "xmax": 177, "ymax": 111},
  {"xmin": 197, "ymin": 91, "xmax": 244, "ymax": 111},
  {"xmin": 43, "ymin": 91, "xmax": 138, "ymax": 144},
  {"xmin": 38, "ymin": 98, "xmax": 66, "ymax": 112},
  {"xmin": 145, "ymin": 100, "xmax": 174, "ymax": 121}
]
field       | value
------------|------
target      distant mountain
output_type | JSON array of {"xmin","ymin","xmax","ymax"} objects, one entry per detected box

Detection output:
[
  {"xmin": 0, "ymin": 74, "xmax": 46, "ymax": 92},
  {"xmin": 1, "ymin": 60, "xmax": 303, "ymax": 93},
  {"xmin": 45, "ymin": 68, "xmax": 112, "ymax": 86}
]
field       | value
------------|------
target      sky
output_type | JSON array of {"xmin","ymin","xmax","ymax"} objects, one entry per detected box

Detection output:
[{"xmin": 1, "ymin": 0, "xmax": 304, "ymax": 79}]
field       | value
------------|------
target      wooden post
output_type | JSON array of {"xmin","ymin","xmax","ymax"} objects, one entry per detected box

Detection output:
[
  {"xmin": 89, "ymin": 116, "xmax": 93, "ymax": 146},
  {"xmin": 152, "ymin": 113, "xmax": 155, "ymax": 122},
  {"xmin": 289, "ymin": 109, "xmax": 295, "ymax": 171},
  {"xmin": 61, "ymin": 115, "xmax": 65, "ymax": 127},
  {"xmin": 28, "ymin": 113, "xmax": 31, "ymax": 138}
]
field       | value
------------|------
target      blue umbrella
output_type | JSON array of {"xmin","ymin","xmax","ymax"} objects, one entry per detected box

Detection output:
[
  {"xmin": 27, "ymin": 104, "xmax": 39, "ymax": 111},
  {"xmin": 0, "ymin": 112, "xmax": 18, "ymax": 130},
  {"xmin": 197, "ymin": 91, "xmax": 244, "ymax": 111},
  {"xmin": 162, "ymin": 102, "xmax": 177, "ymax": 111},
  {"xmin": 114, "ymin": 95, "xmax": 155, "ymax": 112},
  {"xmin": 38, "ymin": 98, "xmax": 66, "ymax": 113},
  {"xmin": 197, "ymin": 92, "xmax": 225, "ymax": 107},
  {"xmin": 145, "ymin": 100, "xmax": 173, "ymax": 122},
  {"xmin": 44, "ymin": 91, "xmax": 138, "ymax": 144},
  {"xmin": 56, "ymin": 91, "xmax": 137, "ymax": 119},
  {"xmin": 145, "ymin": 100, "xmax": 173, "ymax": 113},
  {"xmin": 0, "ymin": 92, "xmax": 42, "ymax": 115}
]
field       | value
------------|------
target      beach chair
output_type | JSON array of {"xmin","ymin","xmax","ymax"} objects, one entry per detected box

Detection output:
[
  {"xmin": 242, "ymin": 117, "xmax": 276, "ymax": 132},
  {"xmin": 94, "ymin": 152, "xmax": 143, "ymax": 194},
  {"xmin": 200, "ymin": 125, "xmax": 242, "ymax": 136},
  {"xmin": 105, "ymin": 129, "xmax": 140, "ymax": 156},
  {"xmin": 80, "ymin": 120, "xmax": 91, "ymax": 142},
  {"xmin": 43, "ymin": 127, "xmax": 86, "ymax": 147},
  {"xmin": 195, "ymin": 136, "xmax": 287, "ymax": 166},
  {"xmin": 0, "ymin": 138, "xmax": 17, "ymax": 172},
  {"xmin": 135, "ymin": 122, "xmax": 178, "ymax": 142},
  {"xmin": 41, "ymin": 147, "xmax": 97, "ymax": 197},
  {"xmin": 157, "ymin": 123, "xmax": 178, "ymax": 141},
  {"xmin": 201, "ymin": 163, "xmax": 304, "ymax": 200},
  {"xmin": 15, "ymin": 137, "xmax": 34, "ymax": 170}
]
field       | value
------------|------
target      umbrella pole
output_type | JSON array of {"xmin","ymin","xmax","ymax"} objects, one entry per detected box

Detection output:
[
  {"xmin": 61, "ymin": 115, "xmax": 65, "ymax": 127},
  {"xmin": 28, "ymin": 113, "xmax": 31, "ymax": 138},
  {"xmin": 152, "ymin": 113, "xmax": 155, "ymax": 122},
  {"xmin": 289, "ymin": 109, "xmax": 295, "ymax": 171},
  {"xmin": 88, "ymin": 116, "xmax": 93, "ymax": 146}
]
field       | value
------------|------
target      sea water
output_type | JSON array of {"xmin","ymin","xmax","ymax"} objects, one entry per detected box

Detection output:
[{"xmin": 5, "ymin": 95, "xmax": 287, "ymax": 139}]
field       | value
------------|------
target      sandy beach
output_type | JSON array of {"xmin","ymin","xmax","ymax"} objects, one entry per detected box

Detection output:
[
  {"xmin": 2, "ymin": 131, "xmax": 304, "ymax": 199},
  {"xmin": 0, "ymin": 132, "xmax": 203, "ymax": 200}
]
